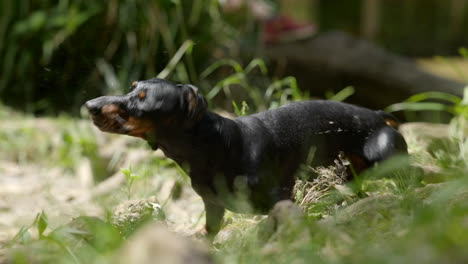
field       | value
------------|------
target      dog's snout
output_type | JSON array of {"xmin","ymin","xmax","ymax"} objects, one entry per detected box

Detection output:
[{"xmin": 85, "ymin": 99, "xmax": 102, "ymax": 115}]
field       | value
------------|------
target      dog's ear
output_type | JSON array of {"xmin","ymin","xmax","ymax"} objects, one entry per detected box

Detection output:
[{"xmin": 183, "ymin": 84, "xmax": 207, "ymax": 121}]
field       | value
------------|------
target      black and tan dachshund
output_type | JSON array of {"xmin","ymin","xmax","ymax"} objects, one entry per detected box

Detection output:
[{"xmin": 85, "ymin": 78, "xmax": 407, "ymax": 235}]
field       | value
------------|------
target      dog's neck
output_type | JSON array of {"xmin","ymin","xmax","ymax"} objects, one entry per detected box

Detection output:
[{"xmin": 146, "ymin": 111, "xmax": 243, "ymax": 173}]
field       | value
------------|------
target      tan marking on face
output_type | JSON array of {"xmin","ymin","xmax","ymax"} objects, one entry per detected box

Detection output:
[
  {"xmin": 91, "ymin": 103, "xmax": 154, "ymax": 138},
  {"xmin": 138, "ymin": 90, "xmax": 146, "ymax": 99},
  {"xmin": 124, "ymin": 117, "xmax": 155, "ymax": 138},
  {"xmin": 132, "ymin": 81, "xmax": 138, "ymax": 88},
  {"xmin": 90, "ymin": 103, "xmax": 129, "ymax": 134},
  {"xmin": 101, "ymin": 104, "xmax": 120, "ymax": 115},
  {"xmin": 385, "ymin": 119, "xmax": 399, "ymax": 129}
]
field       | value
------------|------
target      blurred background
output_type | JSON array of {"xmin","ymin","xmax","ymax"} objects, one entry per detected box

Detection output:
[{"xmin": 1, "ymin": 0, "xmax": 466, "ymax": 117}]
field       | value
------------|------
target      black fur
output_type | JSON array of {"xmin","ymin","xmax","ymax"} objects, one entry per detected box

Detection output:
[{"xmin": 85, "ymin": 78, "xmax": 407, "ymax": 235}]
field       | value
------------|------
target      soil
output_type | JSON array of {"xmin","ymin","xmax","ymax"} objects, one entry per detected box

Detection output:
[{"xmin": 0, "ymin": 118, "xmax": 204, "ymax": 253}]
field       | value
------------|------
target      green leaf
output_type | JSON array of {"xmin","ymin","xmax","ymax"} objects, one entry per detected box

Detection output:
[
  {"xmin": 232, "ymin": 101, "xmax": 241, "ymax": 116},
  {"xmin": 329, "ymin": 86, "xmax": 355, "ymax": 102},
  {"xmin": 285, "ymin": 77, "xmax": 301, "ymax": 100},
  {"xmin": 157, "ymin": 40, "xmax": 194, "ymax": 79},
  {"xmin": 130, "ymin": 173, "xmax": 141, "ymax": 184},
  {"xmin": 406, "ymin": 92, "xmax": 461, "ymax": 104},
  {"xmin": 265, "ymin": 76, "xmax": 301, "ymax": 101},
  {"xmin": 459, "ymin": 47, "xmax": 468, "ymax": 59},
  {"xmin": 13, "ymin": 11, "xmax": 47, "ymax": 35},
  {"xmin": 121, "ymin": 168, "xmax": 133, "ymax": 182},
  {"xmin": 232, "ymin": 101, "xmax": 249, "ymax": 116},
  {"xmin": 245, "ymin": 58, "xmax": 268, "ymax": 75},
  {"xmin": 37, "ymin": 211, "xmax": 49, "ymax": 238},
  {"xmin": 9, "ymin": 226, "xmax": 32, "ymax": 246},
  {"xmin": 207, "ymin": 73, "xmax": 244, "ymax": 99},
  {"xmin": 200, "ymin": 59, "xmax": 243, "ymax": 79}
]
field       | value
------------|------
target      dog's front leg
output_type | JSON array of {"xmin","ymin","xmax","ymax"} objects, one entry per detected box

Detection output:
[{"xmin": 203, "ymin": 198, "xmax": 225, "ymax": 237}]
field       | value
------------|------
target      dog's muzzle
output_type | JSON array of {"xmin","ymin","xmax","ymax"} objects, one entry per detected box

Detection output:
[{"xmin": 85, "ymin": 97, "xmax": 155, "ymax": 138}]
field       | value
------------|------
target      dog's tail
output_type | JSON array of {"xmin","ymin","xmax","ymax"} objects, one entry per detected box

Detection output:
[{"xmin": 376, "ymin": 110, "xmax": 400, "ymax": 129}]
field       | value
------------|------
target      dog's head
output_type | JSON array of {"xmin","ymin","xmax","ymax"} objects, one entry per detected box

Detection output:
[{"xmin": 85, "ymin": 78, "xmax": 207, "ymax": 139}]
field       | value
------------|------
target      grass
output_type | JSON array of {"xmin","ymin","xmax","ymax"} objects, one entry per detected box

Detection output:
[
  {"xmin": 1, "ymin": 100, "xmax": 467, "ymax": 264},
  {"xmin": 1, "ymin": 59, "xmax": 468, "ymax": 263}
]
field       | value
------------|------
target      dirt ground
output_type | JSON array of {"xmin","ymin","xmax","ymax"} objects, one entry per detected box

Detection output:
[{"xmin": 0, "ymin": 118, "xmax": 205, "ymax": 252}]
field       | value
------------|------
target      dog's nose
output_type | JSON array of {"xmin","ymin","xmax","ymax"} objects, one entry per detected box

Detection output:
[{"xmin": 85, "ymin": 99, "xmax": 102, "ymax": 115}]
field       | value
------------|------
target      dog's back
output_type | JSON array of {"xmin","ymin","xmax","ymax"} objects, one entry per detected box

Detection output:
[{"xmin": 235, "ymin": 100, "xmax": 406, "ymax": 172}]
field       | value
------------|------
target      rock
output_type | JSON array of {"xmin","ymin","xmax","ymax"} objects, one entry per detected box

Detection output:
[
  {"xmin": 322, "ymin": 183, "xmax": 468, "ymax": 226},
  {"xmin": 399, "ymin": 122, "xmax": 465, "ymax": 181},
  {"xmin": 213, "ymin": 226, "xmax": 244, "ymax": 246},
  {"xmin": 413, "ymin": 183, "xmax": 450, "ymax": 200},
  {"xmin": 399, "ymin": 122, "xmax": 450, "ymax": 153},
  {"xmin": 324, "ymin": 195, "xmax": 400, "ymax": 225},
  {"xmin": 414, "ymin": 182, "xmax": 468, "ymax": 208},
  {"xmin": 111, "ymin": 196, "xmax": 165, "ymax": 237},
  {"xmin": 259, "ymin": 200, "xmax": 309, "ymax": 242},
  {"xmin": 115, "ymin": 224, "xmax": 213, "ymax": 264},
  {"xmin": 268, "ymin": 200, "xmax": 305, "ymax": 227}
]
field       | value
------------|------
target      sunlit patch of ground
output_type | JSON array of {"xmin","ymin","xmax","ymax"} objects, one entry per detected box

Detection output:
[
  {"xmin": 0, "ymin": 116, "xmax": 204, "ymax": 251},
  {"xmin": 418, "ymin": 57, "xmax": 468, "ymax": 82}
]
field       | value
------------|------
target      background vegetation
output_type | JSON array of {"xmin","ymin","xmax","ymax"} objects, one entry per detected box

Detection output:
[
  {"xmin": 2, "ymin": 0, "xmax": 468, "ymax": 114},
  {"xmin": 0, "ymin": 0, "xmax": 243, "ymax": 114}
]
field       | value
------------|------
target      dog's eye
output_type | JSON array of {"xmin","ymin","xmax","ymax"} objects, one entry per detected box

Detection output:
[{"xmin": 138, "ymin": 90, "xmax": 146, "ymax": 99}]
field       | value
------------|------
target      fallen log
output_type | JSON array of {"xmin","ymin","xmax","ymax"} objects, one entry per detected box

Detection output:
[{"xmin": 264, "ymin": 31, "xmax": 465, "ymax": 109}]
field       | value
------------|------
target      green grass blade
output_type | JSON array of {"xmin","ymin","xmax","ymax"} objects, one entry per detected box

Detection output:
[
  {"xmin": 244, "ymin": 58, "xmax": 268, "ymax": 75},
  {"xmin": 329, "ymin": 86, "xmax": 355, "ymax": 102},
  {"xmin": 406, "ymin": 91, "xmax": 462, "ymax": 104},
  {"xmin": 200, "ymin": 59, "xmax": 244, "ymax": 79},
  {"xmin": 385, "ymin": 102, "xmax": 454, "ymax": 113},
  {"xmin": 206, "ymin": 73, "xmax": 244, "ymax": 99},
  {"xmin": 157, "ymin": 40, "xmax": 194, "ymax": 79}
]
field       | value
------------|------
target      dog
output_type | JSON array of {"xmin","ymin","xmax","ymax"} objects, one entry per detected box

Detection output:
[{"xmin": 85, "ymin": 78, "xmax": 407, "ymax": 235}]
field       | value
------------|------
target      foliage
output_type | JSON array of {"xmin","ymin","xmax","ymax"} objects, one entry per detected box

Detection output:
[
  {"xmin": 0, "ymin": 0, "xmax": 240, "ymax": 114},
  {"xmin": 121, "ymin": 167, "xmax": 141, "ymax": 199},
  {"xmin": 386, "ymin": 47, "xmax": 468, "ymax": 120},
  {"xmin": 386, "ymin": 50, "xmax": 468, "ymax": 177},
  {"xmin": 7, "ymin": 213, "xmax": 123, "ymax": 264},
  {"xmin": 202, "ymin": 58, "xmax": 304, "ymax": 112}
]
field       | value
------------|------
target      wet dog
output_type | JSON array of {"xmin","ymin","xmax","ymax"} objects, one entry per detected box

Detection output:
[{"xmin": 85, "ymin": 78, "xmax": 407, "ymax": 235}]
